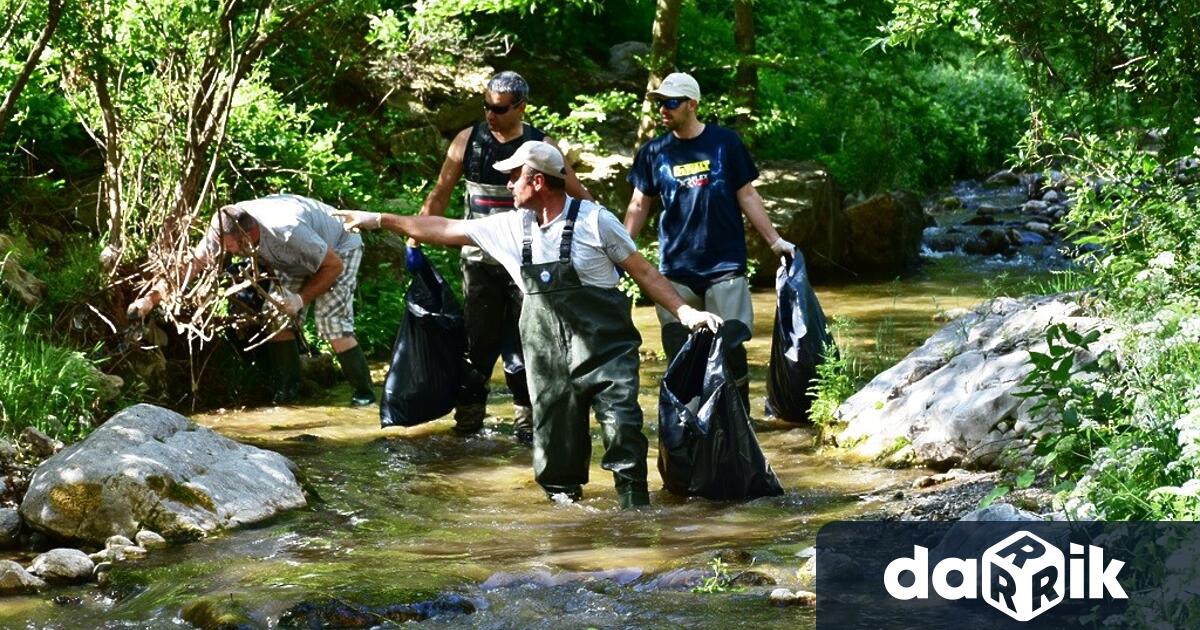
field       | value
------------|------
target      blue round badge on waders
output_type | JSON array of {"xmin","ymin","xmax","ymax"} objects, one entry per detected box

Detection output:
[{"xmin": 540, "ymin": 270, "xmax": 552, "ymax": 284}]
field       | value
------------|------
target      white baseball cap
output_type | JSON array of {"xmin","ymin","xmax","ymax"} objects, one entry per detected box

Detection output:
[
  {"xmin": 492, "ymin": 140, "xmax": 567, "ymax": 177},
  {"xmin": 648, "ymin": 72, "xmax": 701, "ymax": 102}
]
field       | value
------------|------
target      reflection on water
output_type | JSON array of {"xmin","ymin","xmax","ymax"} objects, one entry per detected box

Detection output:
[{"xmin": 0, "ymin": 261, "xmax": 1022, "ymax": 629}]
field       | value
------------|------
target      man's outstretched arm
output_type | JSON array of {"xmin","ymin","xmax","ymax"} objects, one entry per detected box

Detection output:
[{"xmin": 334, "ymin": 211, "xmax": 473, "ymax": 247}]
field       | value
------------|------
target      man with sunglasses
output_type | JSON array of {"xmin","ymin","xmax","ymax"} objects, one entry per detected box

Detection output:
[
  {"xmin": 127, "ymin": 194, "xmax": 376, "ymax": 407},
  {"xmin": 418, "ymin": 71, "xmax": 591, "ymax": 444},
  {"xmin": 626, "ymin": 72, "xmax": 796, "ymax": 412},
  {"xmin": 335, "ymin": 141, "xmax": 722, "ymax": 508}
]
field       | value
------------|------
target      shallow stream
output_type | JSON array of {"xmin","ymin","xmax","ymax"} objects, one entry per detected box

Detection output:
[{"xmin": 0, "ymin": 193, "xmax": 1061, "ymax": 628}]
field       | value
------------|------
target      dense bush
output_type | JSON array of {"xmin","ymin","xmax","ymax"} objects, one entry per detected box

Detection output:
[
  {"xmin": 1012, "ymin": 144, "xmax": 1200, "ymax": 520},
  {"xmin": 670, "ymin": 0, "xmax": 1028, "ymax": 192}
]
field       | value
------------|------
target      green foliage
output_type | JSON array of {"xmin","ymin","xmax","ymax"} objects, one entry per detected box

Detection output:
[
  {"xmin": 807, "ymin": 316, "xmax": 856, "ymax": 428},
  {"xmin": 978, "ymin": 485, "xmax": 1010, "ymax": 509},
  {"xmin": 884, "ymin": 0, "xmax": 1200, "ymax": 155},
  {"xmin": 352, "ymin": 262, "xmax": 408, "ymax": 359},
  {"xmin": 219, "ymin": 66, "xmax": 359, "ymax": 203},
  {"xmin": 0, "ymin": 304, "xmax": 105, "ymax": 441},
  {"xmin": 673, "ymin": 0, "xmax": 1028, "ymax": 192},
  {"xmin": 1017, "ymin": 323, "xmax": 1126, "ymax": 482},
  {"xmin": 692, "ymin": 557, "xmax": 740, "ymax": 594},
  {"xmin": 525, "ymin": 90, "xmax": 639, "ymax": 150},
  {"xmin": 19, "ymin": 235, "xmax": 105, "ymax": 311}
]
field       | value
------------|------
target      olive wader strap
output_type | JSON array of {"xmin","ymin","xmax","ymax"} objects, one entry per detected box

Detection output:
[{"xmin": 521, "ymin": 198, "xmax": 582, "ymax": 266}]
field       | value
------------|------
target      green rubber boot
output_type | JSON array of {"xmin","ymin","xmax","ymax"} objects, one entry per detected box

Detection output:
[
  {"xmin": 267, "ymin": 339, "xmax": 302, "ymax": 405},
  {"xmin": 513, "ymin": 405, "xmax": 533, "ymax": 445},
  {"xmin": 336, "ymin": 345, "xmax": 376, "ymax": 407},
  {"xmin": 453, "ymin": 403, "xmax": 486, "ymax": 435}
]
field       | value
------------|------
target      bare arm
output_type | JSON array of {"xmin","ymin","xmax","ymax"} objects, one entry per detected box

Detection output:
[
  {"xmin": 297, "ymin": 248, "xmax": 344, "ymax": 305},
  {"xmin": 544, "ymin": 135, "xmax": 593, "ymax": 201},
  {"xmin": 618, "ymin": 251, "xmax": 686, "ymax": 317},
  {"xmin": 419, "ymin": 127, "xmax": 470, "ymax": 218},
  {"xmin": 380, "ymin": 214, "xmax": 473, "ymax": 247},
  {"xmin": 736, "ymin": 182, "xmax": 783, "ymax": 245},
  {"xmin": 624, "ymin": 187, "xmax": 656, "ymax": 239}
]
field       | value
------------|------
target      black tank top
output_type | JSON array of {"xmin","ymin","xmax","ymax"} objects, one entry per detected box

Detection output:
[{"xmin": 464, "ymin": 122, "xmax": 546, "ymax": 185}]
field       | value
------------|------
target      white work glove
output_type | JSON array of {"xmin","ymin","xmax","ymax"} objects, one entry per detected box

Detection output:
[
  {"xmin": 275, "ymin": 288, "xmax": 305, "ymax": 316},
  {"xmin": 677, "ymin": 305, "xmax": 723, "ymax": 333},
  {"xmin": 126, "ymin": 296, "xmax": 155, "ymax": 319},
  {"xmin": 771, "ymin": 236, "xmax": 797, "ymax": 258},
  {"xmin": 332, "ymin": 209, "xmax": 382, "ymax": 231}
]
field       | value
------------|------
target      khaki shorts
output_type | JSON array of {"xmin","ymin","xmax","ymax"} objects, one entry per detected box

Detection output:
[
  {"xmin": 655, "ymin": 275, "xmax": 753, "ymax": 333},
  {"xmin": 269, "ymin": 246, "xmax": 362, "ymax": 340}
]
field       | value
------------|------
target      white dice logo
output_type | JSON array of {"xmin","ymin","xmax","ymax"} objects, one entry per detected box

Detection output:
[{"xmin": 982, "ymin": 531, "xmax": 1065, "ymax": 621}]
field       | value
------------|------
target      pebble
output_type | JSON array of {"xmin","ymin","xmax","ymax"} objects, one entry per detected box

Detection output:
[{"xmin": 769, "ymin": 588, "xmax": 816, "ymax": 607}]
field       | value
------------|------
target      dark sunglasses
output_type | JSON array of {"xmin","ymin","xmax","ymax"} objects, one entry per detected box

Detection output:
[
  {"xmin": 655, "ymin": 97, "xmax": 687, "ymax": 110},
  {"xmin": 484, "ymin": 99, "xmax": 523, "ymax": 115}
]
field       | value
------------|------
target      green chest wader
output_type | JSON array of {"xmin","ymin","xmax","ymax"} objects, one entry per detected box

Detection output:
[{"xmin": 517, "ymin": 199, "xmax": 650, "ymax": 507}]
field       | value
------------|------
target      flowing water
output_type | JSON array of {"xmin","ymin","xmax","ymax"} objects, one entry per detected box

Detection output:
[{"xmin": 0, "ymin": 192, "xmax": 1066, "ymax": 627}]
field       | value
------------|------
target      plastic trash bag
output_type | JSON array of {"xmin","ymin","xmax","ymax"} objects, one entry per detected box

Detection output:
[
  {"xmin": 381, "ymin": 247, "xmax": 466, "ymax": 427},
  {"xmin": 658, "ymin": 322, "xmax": 784, "ymax": 500},
  {"xmin": 765, "ymin": 252, "xmax": 835, "ymax": 423}
]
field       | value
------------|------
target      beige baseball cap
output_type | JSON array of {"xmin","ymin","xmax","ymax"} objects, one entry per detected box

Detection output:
[
  {"xmin": 492, "ymin": 140, "xmax": 567, "ymax": 177},
  {"xmin": 648, "ymin": 72, "xmax": 701, "ymax": 102}
]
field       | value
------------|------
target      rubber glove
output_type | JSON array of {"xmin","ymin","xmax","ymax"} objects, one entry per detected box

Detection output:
[
  {"xmin": 677, "ymin": 305, "xmax": 723, "ymax": 332},
  {"xmin": 332, "ymin": 210, "xmax": 382, "ymax": 231}
]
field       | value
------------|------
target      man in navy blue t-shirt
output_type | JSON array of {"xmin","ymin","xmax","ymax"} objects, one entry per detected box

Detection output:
[{"xmin": 626, "ymin": 72, "xmax": 796, "ymax": 411}]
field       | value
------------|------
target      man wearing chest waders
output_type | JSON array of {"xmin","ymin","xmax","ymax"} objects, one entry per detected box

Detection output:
[
  {"xmin": 418, "ymin": 71, "xmax": 592, "ymax": 444},
  {"xmin": 335, "ymin": 141, "xmax": 722, "ymax": 509}
]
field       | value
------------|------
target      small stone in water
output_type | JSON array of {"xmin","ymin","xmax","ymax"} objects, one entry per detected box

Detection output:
[
  {"xmin": 769, "ymin": 588, "xmax": 815, "ymax": 607},
  {"xmin": 105, "ymin": 535, "xmax": 134, "ymax": 549},
  {"xmin": 135, "ymin": 530, "xmax": 167, "ymax": 550}
]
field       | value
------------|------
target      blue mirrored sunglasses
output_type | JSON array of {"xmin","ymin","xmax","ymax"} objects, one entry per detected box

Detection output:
[{"xmin": 655, "ymin": 97, "xmax": 686, "ymax": 110}]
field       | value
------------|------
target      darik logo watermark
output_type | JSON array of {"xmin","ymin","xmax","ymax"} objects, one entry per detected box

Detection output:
[{"xmin": 883, "ymin": 530, "xmax": 1128, "ymax": 622}]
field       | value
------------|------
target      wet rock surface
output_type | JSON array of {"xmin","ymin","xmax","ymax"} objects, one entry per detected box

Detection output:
[
  {"xmin": 20, "ymin": 404, "xmax": 307, "ymax": 544},
  {"xmin": 920, "ymin": 173, "xmax": 1076, "ymax": 268},
  {"xmin": 0, "ymin": 560, "xmax": 45, "ymax": 593},
  {"xmin": 836, "ymin": 294, "xmax": 1116, "ymax": 470},
  {"xmin": 28, "ymin": 548, "xmax": 93, "ymax": 584},
  {"xmin": 279, "ymin": 594, "xmax": 477, "ymax": 627}
]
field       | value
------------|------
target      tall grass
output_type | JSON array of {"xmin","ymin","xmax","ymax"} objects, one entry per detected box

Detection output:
[{"xmin": 0, "ymin": 304, "xmax": 104, "ymax": 442}]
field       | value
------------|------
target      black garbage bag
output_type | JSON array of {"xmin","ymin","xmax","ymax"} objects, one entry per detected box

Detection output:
[
  {"xmin": 765, "ymin": 252, "xmax": 835, "ymax": 423},
  {"xmin": 658, "ymin": 322, "xmax": 784, "ymax": 500},
  {"xmin": 380, "ymin": 247, "xmax": 466, "ymax": 428}
]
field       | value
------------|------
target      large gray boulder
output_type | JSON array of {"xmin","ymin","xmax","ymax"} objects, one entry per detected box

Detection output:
[
  {"xmin": 609, "ymin": 41, "xmax": 650, "ymax": 80},
  {"xmin": 20, "ymin": 404, "xmax": 306, "ymax": 544},
  {"xmin": 0, "ymin": 234, "xmax": 46, "ymax": 307},
  {"xmin": 835, "ymin": 295, "xmax": 1115, "ymax": 470},
  {"xmin": 747, "ymin": 161, "xmax": 847, "ymax": 284},
  {"xmin": 574, "ymin": 149, "xmax": 634, "ymax": 214},
  {"xmin": 843, "ymin": 191, "xmax": 925, "ymax": 272}
]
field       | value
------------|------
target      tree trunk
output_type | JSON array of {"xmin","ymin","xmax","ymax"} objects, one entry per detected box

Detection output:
[
  {"xmin": 88, "ymin": 66, "xmax": 125, "ymax": 271},
  {"xmin": 733, "ymin": 0, "xmax": 758, "ymax": 140},
  {"xmin": 168, "ymin": 0, "xmax": 336, "ymax": 231},
  {"xmin": 0, "ymin": 0, "xmax": 63, "ymax": 137},
  {"xmin": 635, "ymin": 0, "xmax": 682, "ymax": 148}
]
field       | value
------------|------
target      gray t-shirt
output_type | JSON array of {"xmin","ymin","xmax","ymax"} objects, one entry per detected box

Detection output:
[
  {"xmin": 197, "ymin": 194, "xmax": 362, "ymax": 277},
  {"xmin": 462, "ymin": 196, "xmax": 637, "ymax": 289}
]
